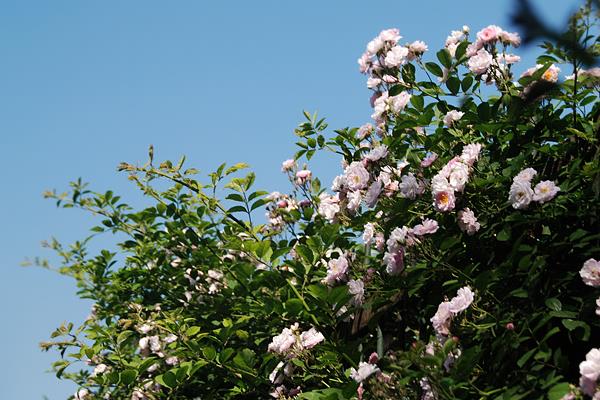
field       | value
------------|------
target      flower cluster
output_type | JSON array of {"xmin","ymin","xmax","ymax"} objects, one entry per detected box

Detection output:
[
  {"xmin": 431, "ymin": 143, "xmax": 483, "ymax": 212},
  {"xmin": 323, "ymin": 254, "xmax": 349, "ymax": 286},
  {"xmin": 384, "ymin": 219, "xmax": 438, "ymax": 275},
  {"xmin": 431, "ymin": 287, "xmax": 475, "ymax": 336},
  {"xmin": 265, "ymin": 191, "xmax": 300, "ymax": 233},
  {"xmin": 358, "ymin": 28, "xmax": 427, "ymax": 129},
  {"xmin": 267, "ymin": 323, "xmax": 325, "ymax": 358},
  {"xmin": 464, "ymin": 25, "xmax": 521, "ymax": 82},
  {"xmin": 319, "ymin": 142, "xmax": 424, "ymax": 223},
  {"xmin": 508, "ymin": 168, "xmax": 560, "ymax": 209},
  {"xmin": 457, "ymin": 208, "xmax": 481, "ymax": 235}
]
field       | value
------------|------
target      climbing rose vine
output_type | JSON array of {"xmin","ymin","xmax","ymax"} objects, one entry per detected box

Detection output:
[{"xmin": 39, "ymin": 4, "xmax": 599, "ymax": 400}]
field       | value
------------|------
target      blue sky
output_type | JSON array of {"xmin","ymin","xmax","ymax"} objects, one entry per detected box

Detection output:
[{"xmin": 0, "ymin": 1, "xmax": 582, "ymax": 398}]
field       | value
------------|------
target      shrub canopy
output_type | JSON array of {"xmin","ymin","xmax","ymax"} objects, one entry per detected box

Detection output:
[{"xmin": 41, "ymin": 4, "xmax": 600, "ymax": 400}]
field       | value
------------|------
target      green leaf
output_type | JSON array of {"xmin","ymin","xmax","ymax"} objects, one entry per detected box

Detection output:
[
  {"xmin": 436, "ymin": 49, "xmax": 452, "ymax": 69},
  {"xmin": 410, "ymin": 95, "xmax": 424, "ymax": 111},
  {"xmin": 545, "ymin": 298, "xmax": 562, "ymax": 311},
  {"xmin": 548, "ymin": 383, "xmax": 572, "ymax": 400},
  {"xmin": 119, "ymin": 369, "xmax": 138, "ymax": 385},
  {"xmin": 446, "ymin": 77, "xmax": 460, "ymax": 95},
  {"xmin": 117, "ymin": 330, "xmax": 134, "ymax": 346},
  {"xmin": 461, "ymin": 75, "xmax": 473, "ymax": 92},
  {"xmin": 454, "ymin": 41, "xmax": 468, "ymax": 60},
  {"xmin": 496, "ymin": 228, "xmax": 510, "ymax": 241},
  {"xmin": 285, "ymin": 298, "xmax": 305, "ymax": 316},
  {"xmin": 425, "ymin": 62, "xmax": 443, "ymax": 77},
  {"xmin": 227, "ymin": 205, "xmax": 247, "ymax": 214},
  {"xmin": 202, "ymin": 346, "xmax": 217, "ymax": 360},
  {"xmin": 251, "ymin": 198, "xmax": 267, "ymax": 211},
  {"xmin": 477, "ymin": 102, "xmax": 490, "ymax": 121},
  {"xmin": 510, "ymin": 288, "xmax": 528, "ymax": 298},
  {"xmin": 162, "ymin": 371, "xmax": 178, "ymax": 388},
  {"xmin": 295, "ymin": 245, "xmax": 314, "ymax": 264},
  {"xmin": 226, "ymin": 193, "xmax": 245, "ymax": 202},
  {"xmin": 389, "ymin": 84, "xmax": 405, "ymax": 96},
  {"xmin": 233, "ymin": 348, "xmax": 256, "ymax": 369},
  {"xmin": 188, "ymin": 360, "xmax": 208, "ymax": 376},
  {"xmin": 186, "ymin": 326, "xmax": 201, "ymax": 337},
  {"xmin": 225, "ymin": 162, "xmax": 249, "ymax": 175},
  {"xmin": 517, "ymin": 348, "xmax": 536, "ymax": 367},
  {"xmin": 562, "ymin": 319, "xmax": 590, "ymax": 340}
]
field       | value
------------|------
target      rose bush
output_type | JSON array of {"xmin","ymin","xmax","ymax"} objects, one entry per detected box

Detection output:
[{"xmin": 39, "ymin": 3, "xmax": 599, "ymax": 400}]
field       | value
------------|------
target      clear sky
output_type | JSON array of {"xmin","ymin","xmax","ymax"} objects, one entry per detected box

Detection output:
[{"xmin": 0, "ymin": 1, "xmax": 583, "ymax": 398}]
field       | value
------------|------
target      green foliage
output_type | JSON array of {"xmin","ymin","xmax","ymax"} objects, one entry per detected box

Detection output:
[{"xmin": 37, "ymin": 5, "xmax": 600, "ymax": 400}]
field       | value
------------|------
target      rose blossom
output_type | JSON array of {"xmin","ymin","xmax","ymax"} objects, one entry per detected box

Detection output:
[
  {"xmin": 476, "ymin": 25, "xmax": 502, "ymax": 43},
  {"xmin": 295, "ymin": 169, "xmax": 312, "ymax": 184},
  {"xmin": 323, "ymin": 255, "xmax": 349, "ymax": 286},
  {"xmin": 580, "ymin": 259, "xmax": 600, "ymax": 287},
  {"xmin": 580, "ymin": 348, "xmax": 600, "ymax": 395},
  {"xmin": 364, "ymin": 180, "xmax": 382, "ymax": 208},
  {"xmin": 348, "ymin": 279, "xmax": 365, "ymax": 306},
  {"xmin": 389, "ymin": 92, "xmax": 411, "ymax": 114},
  {"xmin": 514, "ymin": 167, "xmax": 537, "ymax": 183},
  {"xmin": 379, "ymin": 28, "xmax": 401, "ymax": 42},
  {"xmin": 532, "ymin": 180, "xmax": 560, "ymax": 203},
  {"xmin": 508, "ymin": 179, "xmax": 534, "ymax": 209},
  {"xmin": 371, "ymin": 91, "xmax": 388, "ymax": 122},
  {"xmin": 374, "ymin": 232, "xmax": 385, "ymax": 252},
  {"xmin": 388, "ymin": 226, "xmax": 411, "ymax": 248},
  {"xmin": 350, "ymin": 362, "xmax": 380, "ymax": 383},
  {"xmin": 431, "ymin": 301, "xmax": 453, "ymax": 336},
  {"xmin": 318, "ymin": 193, "xmax": 340, "ymax": 222},
  {"xmin": 383, "ymin": 248, "xmax": 404, "ymax": 275},
  {"xmin": 358, "ymin": 52, "xmax": 370, "ymax": 73},
  {"xmin": 457, "ymin": 208, "xmax": 480, "ymax": 235},
  {"xmin": 431, "ymin": 286, "xmax": 475, "ymax": 336},
  {"xmin": 74, "ymin": 389, "xmax": 90, "ymax": 400},
  {"xmin": 364, "ymin": 145, "xmax": 389, "ymax": 162},
  {"xmin": 443, "ymin": 110, "xmax": 465, "ymax": 127},
  {"xmin": 434, "ymin": 187, "xmax": 456, "ymax": 212},
  {"xmin": 448, "ymin": 287, "xmax": 475, "ymax": 313},
  {"xmin": 384, "ymin": 45, "xmax": 409, "ymax": 67},
  {"xmin": 448, "ymin": 162, "xmax": 470, "ymax": 192},
  {"xmin": 521, "ymin": 64, "xmax": 560, "ymax": 83},
  {"xmin": 281, "ymin": 159, "xmax": 295, "ymax": 172},
  {"xmin": 421, "ymin": 152, "xmax": 438, "ymax": 168},
  {"xmin": 344, "ymin": 161, "xmax": 370, "ymax": 190},
  {"xmin": 362, "ymin": 223, "xmax": 376, "ymax": 245},
  {"xmin": 499, "ymin": 30, "xmax": 521, "ymax": 47},
  {"xmin": 347, "ymin": 190, "xmax": 362, "ymax": 213},
  {"xmin": 399, "ymin": 173, "xmax": 420, "ymax": 199},
  {"xmin": 366, "ymin": 36, "xmax": 385, "ymax": 55},
  {"xmin": 412, "ymin": 219, "xmax": 439, "ymax": 236},
  {"xmin": 382, "ymin": 74, "xmax": 397, "ymax": 83},
  {"xmin": 408, "ymin": 40, "xmax": 428, "ymax": 58},
  {"xmin": 357, "ymin": 123, "xmax": 374, "ymax": 139},
  {"xmin": 366, "ymin": 77, "xmax": 382, "ymax": 89},
  {"xmin": 445, "ymin": 29, "xmax": 465, "ymax": 47},
  {"xmin": 300, "ymin": 328, "xmax": 325, "ymax": 349},
  {"xmin": 499, "ymin": 53, "xmax": 521, "ymax": 64},
  {"xmin": 268, "ymin": 324, "xmax": 298, "ymax": 355},
  {"xmin": 468, "ymin": 48, "xmax": 493, "ymax": 75},
  {"xmin": 460, "ymin": 143, "xmax": 483, "ymax": 166}
]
